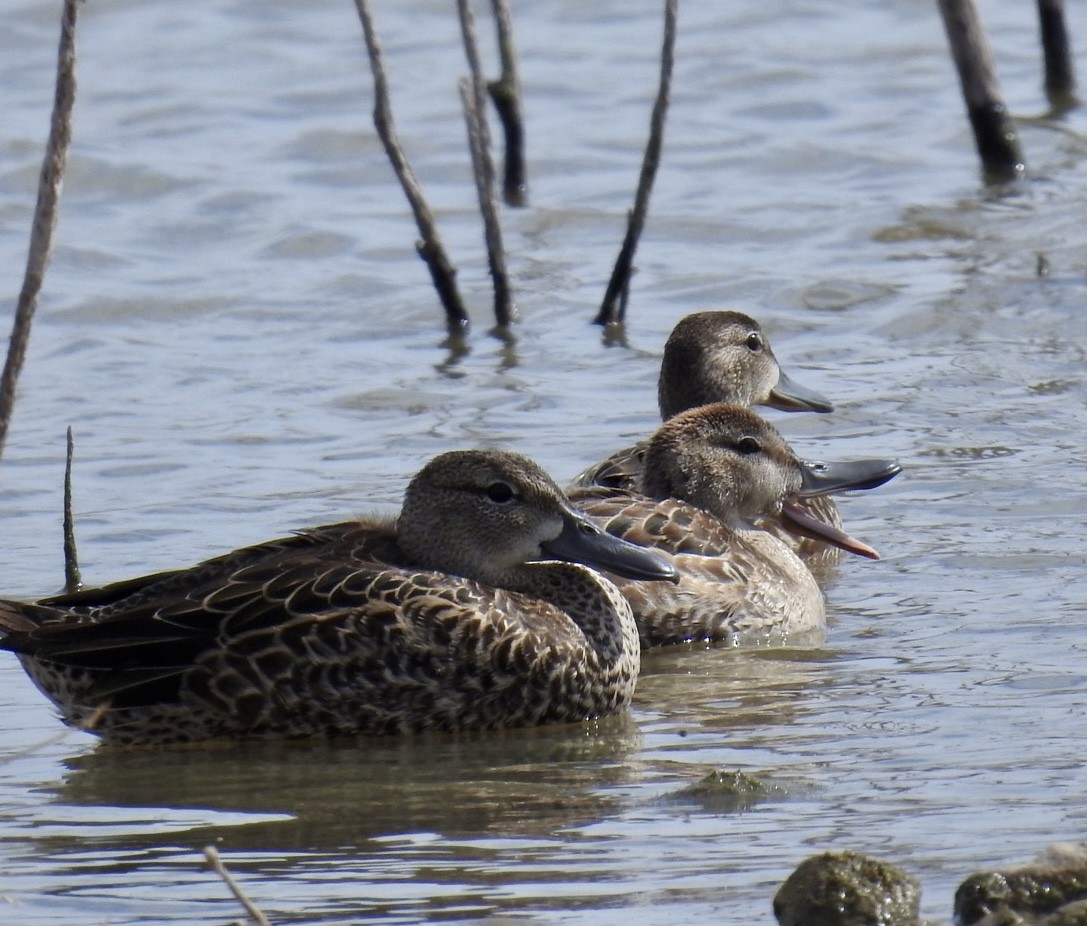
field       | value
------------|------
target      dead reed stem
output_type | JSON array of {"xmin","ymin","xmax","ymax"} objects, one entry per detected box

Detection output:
[
  {"xmin": 487, "ymin": 0, "xmax": 527, "ymax": 205},
  {"xmin": 596, "ymin": 0, "xmax": 677, "ymax": 326},
  {"xmin": 0, "ymin": 0, "xmax": 80, "ymax": 462},
  {"xmin": 352, "ymin": 0, "xmax": 469, "ymax": 329},
  {"xmin": 1036, "ymin": 0, "xmax": 1076, "ymax": 109},
  {"xmin": 63, "ymin": 426, "xmax": 81, "ymax": 592},
  {"xmin": 204, "ymin": 846, "xmax": 272, "ymax": 926},
  {"xmin": 937, "ymin": 0, "xmax": 1025, "ymax": 183},
  {"xmin": 457, "ymin": 0, "xmax": 515, "ymax": 327}
]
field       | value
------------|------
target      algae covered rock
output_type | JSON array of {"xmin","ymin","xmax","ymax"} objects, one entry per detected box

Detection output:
[
  {"xmin": 669, "ymin": 768, "xmax": 791, "ymax": 813},
  {"xmin": 774, "ymin": 849, "xmax": 921, "ymax": 926},
  {"xmin": 954, "ymin": 844, "xmax": 1087, "ymax": 926}
]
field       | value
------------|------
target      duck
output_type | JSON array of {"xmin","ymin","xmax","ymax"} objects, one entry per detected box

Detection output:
[
  {"xmin": 568, "ymin": 404, "xmax": 900, "ymax": 647},
  {"xmin": 569, "ymin": 310, "xmax": 849, "ymax": 567},
  {"xmin": 571, "ymin": 309, "xmax": 832, "ymax": 489},
  {"xmin": 0, "ymin": 450, "xmax": 676, "ymax": 745}
]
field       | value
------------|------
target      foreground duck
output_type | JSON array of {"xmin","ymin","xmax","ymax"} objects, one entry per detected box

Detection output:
[
  {"xmin": 569, "ymin": 404, "xmax": 900, "ymax": 647},
  {"xmin": 0, "ymin": 450, "xmax": 676, "ymax": 745}
]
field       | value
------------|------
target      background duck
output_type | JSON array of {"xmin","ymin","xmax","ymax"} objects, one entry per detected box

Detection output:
[
  {"xmin": 0, "ymin": 450, "xmax": 675, "ymax": 745},
  {"xmin": 569, "ymin": 404, "xmax": 900, "ymax": 648},
  {"xmin": 571, "ymin": 309, "xmax": 832, "ymax": 489},
  {"xmin": 570, "ymin": 310, "xmax": 854, "ymax": 568}
]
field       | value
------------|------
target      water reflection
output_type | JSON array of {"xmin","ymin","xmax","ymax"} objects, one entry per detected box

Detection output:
[
  {"xmin": 434, "ymin": 323, "xmax": 520, "ymax": 376},
  {"xmin": 636, "ymin": 644, "xmax": 831, "ymax": 738},
  {"xmin": 434, "ymin": 325, "xmax": 472, "ymax": 377},
  {"xmin": 48, "ymin": 716, "xmax": 643, "ymax": 853},
  {"xmin": 486, "ymin": 323, "xmax": 520, "ymax": 371},
  {"xmin": 601, "ymin": 322, "xmax": 631, "ymax": 349},
  {"xmin": 34, "ymin": 645, "xmax": 831, "ymax": 859}
]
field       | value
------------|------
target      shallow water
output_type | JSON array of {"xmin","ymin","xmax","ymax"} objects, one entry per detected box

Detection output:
[{"xmin": 2, "ymin": 0, "xmax": 1086, "ymax": 922}]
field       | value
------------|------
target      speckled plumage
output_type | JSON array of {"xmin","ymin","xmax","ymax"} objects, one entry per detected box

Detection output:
[
  {"xmin": 569, "ymin": 309, "xmax": 845, "ymax": 566},
  {"xmin": 0, "ymin": 450, "xmax": 675, "ymax": 745},
  {"xmin": 570, "ymin": 405, "xmax": 897, "ymax": 648}
]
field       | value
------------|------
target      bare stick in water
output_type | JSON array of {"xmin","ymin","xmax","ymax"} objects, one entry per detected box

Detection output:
[
  {"xmin": 63, "ymin": 426, "xmax": 81, "ymax": 592},
  {"xmin": 1036, "ymin": 0, "xmax": 1076, "ymax": 109},
  {"xmin": 487, "ymin": 0, "xmax": 527, "ymax": 205},
  {"xmin": 204, "ymin": 846, "xmax": 271, "ymax": 926},
  {"xmin": 457, "ymin": 0, "xmax": 515, "ymax": 327},
  {"xmin": 0, "ymin": 0, "xmax": 80, "ymax": 462},
  {"xmin": 596, "ymin": 0, "xmax": 677, "ymax": 326},
  {"xmin": 352, "ymin": 0, "xmax": 469, "ymax": 329},
  {"xmin": 936, "ymin": 0, "xmax": 1025, "ymax": 183}
]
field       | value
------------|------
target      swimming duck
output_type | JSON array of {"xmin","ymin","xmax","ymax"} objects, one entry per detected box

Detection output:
[
  {"xmin": 569, "ymin": 404, "xmax": 900, "ymax": 647},
  {"xmin": 0, "ymin": 450, "xmax": 676, "ymax": 745},
  {"xmin": 571, "ymin": 309, "xmax": 832, "ymax": 490},
  {"xmin": 569, "ymin": 310, "xmax": 849, "ymax": 567}
]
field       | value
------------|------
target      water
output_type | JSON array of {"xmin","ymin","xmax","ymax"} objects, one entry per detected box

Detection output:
[{"xmin": 2, "ymin": 0, "xmax": 1086, "ymax": 922}]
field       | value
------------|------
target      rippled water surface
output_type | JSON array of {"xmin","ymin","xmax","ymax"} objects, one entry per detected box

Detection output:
[{"xmin": 2, "ymin": 0, "xmax": 1087, "ymax": 922}]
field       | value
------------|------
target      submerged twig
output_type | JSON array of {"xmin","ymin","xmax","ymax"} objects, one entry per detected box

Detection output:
[
  {"xmin": 487, "ymin": 0, "xmax": 527, "ymax": 205},
  {"xmin": 0, "ymin": 0, "xmax": 80, "ymax": 463},
  {"xmin": 0, "ymin": 703, "xmax": 105, "ymax": 767},
  {"xmin": 596, "ymin": 0, "xmax": 677, "ymax": 326},
  {"xmin": 63, "ymin": 426, "xmax": 81, "ymax": 592},
  {"xmin": 204, "ymin": 846, "xmax": 272, "ymax": 926},
  {"xmin": 457, "ymin": 0, "xmax": 515, "ymax": 327},
  {"xmin": 1036, "ymin": 0, "xmax": 1076, "ymax": 109},
  {"xmin": 936, "ymin": 0, "xmax": 1025, "ymax": 183},
  {"xmin": 352, "ymin": 0, "xmax": 469, "ymax": 329},
  {"xmin": 0, "ymin": 728, "xmax": 74, "ymax": 766}
]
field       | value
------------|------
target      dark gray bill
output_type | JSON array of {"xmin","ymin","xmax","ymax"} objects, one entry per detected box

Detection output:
[
  {"xmin": 543, "ymin": 510, "xmax": 678, "ymax": 584},
  {"xmin": 799, "ymin": 458, "xmax": 902, "ymax": 498},
  {"xmin": 766, "ymin": 369, "xmax": 835, "ymax": 414}
]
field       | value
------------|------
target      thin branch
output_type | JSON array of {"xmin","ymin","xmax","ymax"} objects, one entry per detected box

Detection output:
[
  {"xmin": 1036, "ymin": 0, "xmax": 1076, "ymax": 110},
  {"xmin": 0, "ymin": 728, "xmax": 76, "ymax": 766},
  {"xmin": 596, "ymin": 0, "xmax": 677, "ymax": 326},
  {"xmin": 460, "ymin": 82, "xmax": 515, "ymax": 327},
  {"xmin": 63, "ymin": 426, "xmax": 81, "ymax": 592},
  {"xmin": 487, "ymin": 0, "xmax": 527, "ymax": 205},
  {"xmin": 457, "ymin": 0, "xmax": 495, "ymax": 188},
  {"xmin": 0, "ymin": 0, "xmax": 80, "ymax": 463},
  {"xmin": 457, "ymin": 0, "xmax": 515, "ymax": 327},
  {"xmin": 204, "ymin": 846, "xmax": 271, "ymax": 926},
  {"xmin": 352, "ymin": 0, "xmax": 469, "ymax": 329},
  {"xmin": 936, "ymin": 0, "xmax": 1025, "ymax": 183}
]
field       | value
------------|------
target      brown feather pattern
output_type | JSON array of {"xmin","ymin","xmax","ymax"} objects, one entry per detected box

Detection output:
[
  {"xmin": 569, "ymin": 405, "xmax": 853, "ymax": 648},
  {"xmin": 0, "ymin": 451, "xmax": 657, "ymax": 744}
]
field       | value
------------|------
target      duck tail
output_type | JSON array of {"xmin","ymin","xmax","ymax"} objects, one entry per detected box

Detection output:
[{"xmin": 0, "ymin": 600, "xmax": 40, "ymax": 636}]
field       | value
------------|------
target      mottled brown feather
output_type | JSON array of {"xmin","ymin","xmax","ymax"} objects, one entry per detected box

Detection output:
[
  {"xmin": 570, "ymin": 406, "xmax": 839, "ymax": 648},
  {"xmin": 0, "ymin": 451, "xmax": 660, "ymax": 744}
]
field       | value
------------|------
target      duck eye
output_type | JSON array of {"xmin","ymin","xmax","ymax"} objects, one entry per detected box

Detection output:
[
  {"xmin": 485, "ymin": 482, "xmax": 515, "ymax": 503},
  {"xmin": 736, "ymin": 436, "xmax": 761, "ymax": 455},
  {"xmin": 745, "ymin": 332, "xmax": 762, "ymax": 352}
]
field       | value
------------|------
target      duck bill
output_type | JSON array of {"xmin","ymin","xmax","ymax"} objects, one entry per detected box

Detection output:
[
  {"xmin": 780, "ymin": 499, "xmax": 881, "ymax": 560},
  {"xmin": 766, "ymin": 369, "xmax": 834, "ymax": 414},
  {"xmin": 543, "ymin": 511, "xmax": 679, "ymax": 583},
  {"xmin": 799, "ymin": 458, "xmax": 902, "ymax": 498}
]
